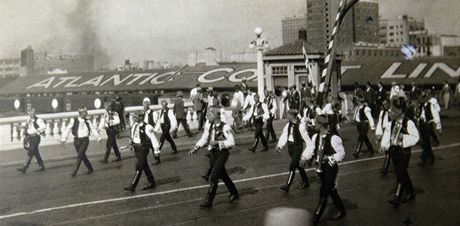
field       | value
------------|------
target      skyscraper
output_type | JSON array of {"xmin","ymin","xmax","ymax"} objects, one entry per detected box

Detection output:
[{"xmin": 282, "ymin": 16, "xmax": 308, "ymax": 44}]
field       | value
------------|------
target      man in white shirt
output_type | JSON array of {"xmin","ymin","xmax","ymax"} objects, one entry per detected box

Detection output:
[
  {"xmin": 17, "ymin": 108, "xmax": 46, "ymax": 173},
  {"xmin": 61, "ymin": 106, "xmax": 101, "ymax": 177},
  {"xmin": 300, "ymin": 115, "xmax": 346, "ymax": 223},
  {"xmin": 99, "ymin": 102, "xmax": 121, "ymax": 163},
  {"xmin": 417, "ymin": 90, "xmax": 442, "ymax": 167},
  {"xmin": 275, "ymin": 109, "xmax": 311, "ymax": 192},
  {"xmin": 155, "ymin": 100, "xmax": 178, "ymax": 164},
  {"xmin": 375, "ymin": 99, "xmax": 392, "ymax": 174},
  {"xmin": 244, "ymin": 94, "xmax": 270, "ymax": 152},
  {"xmin": 124, "ymin": 113, "xmax": 160, "ymax": 192},
  {"xmin": 352, "ymin": 94, "xmax": 376, "ymax": 159},
  {"xmin": 189, "ymin": 106, "xmax": 239, "ymax": 208},
  {"xmin": 381, "ymin": 97, "xmax": 419, "ymax": 208},
  {"xmin": 265, "ymin": 90, "xmax": 278, "ymax": 143}
]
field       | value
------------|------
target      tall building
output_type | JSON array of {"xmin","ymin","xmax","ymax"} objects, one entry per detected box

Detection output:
[
  {"xmin": 306, "ymin": 0, "xmax": 379, "ymax": 53},
  {"xmin": 20, "ymin": 46, "xmax": 34, "ymax": 76},
  {"xmin": 33, "ymin": 52, "xmax": 94, "ymax": 75},
  {"xmin": 432, "ymin": 34, "xmax": 460, "ymax": 57},
  {"xmin": 345, "ymin": 42, "xmax": 403, "ymax": 61},
  {"xmin": 188, "ymin": 47, "xmax": 220, "ymax": 66},
  {"xmin": 282, "ymin": 16, "xmax": 308, "ymax": 44},
  {"xmin": 0, "ymin": 58, "xmax": 21, "ymax": 79}
]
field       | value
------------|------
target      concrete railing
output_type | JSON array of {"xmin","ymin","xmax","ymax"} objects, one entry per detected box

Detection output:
[{"xmin": 0, "ymin": 103, "xmax": 196, "ymax": 151}]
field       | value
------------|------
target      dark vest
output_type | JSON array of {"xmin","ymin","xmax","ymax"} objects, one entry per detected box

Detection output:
[
  {"xmin": 161, "ymin": 109, "xmax": 170, "ymax": 125},
  {"xmin": 71, "ymin": 118, "xmax": 91, "ymax": 137},
  {"xmin": 146, "ymin": 110, "xmax": 155, "ymax": 126},
  {"xmin": 359, "ymin": 106, "xmax": 367, "ymax": 121},
  {"xmin": 423, "ymin": 103, "xmax": 433, "ymax": 121},
  {"xmin": 139, "ymin": 124, "xmax": 151, "ymax": 146},
  {"xmin": 314, "ymin": 133, "xmax": 335, "ymax": 156},
  {"xmin": 379, "ymin": 110, "xmax": 389, "ymax": 128},
  {"xmin": 207, "ymin": 122, "xmax": 227, "ymax": 150},
  {"xmin": 253, "ymin": 102, "xmax": 264, "ymax": 117},
  {"xmin": 390, "ymin": 117, "xmax": 409, "ymax": 136},
  {"xmin": 266, "ymin": 96, "xmax": 274, "ymax": 110},
  {"xmin": 31, "ymin": 116, "xmax": 39, "ymax": 130},
  {"xmin": 287, "ymin": 122, "xmax": 303, "ymax": 146}
]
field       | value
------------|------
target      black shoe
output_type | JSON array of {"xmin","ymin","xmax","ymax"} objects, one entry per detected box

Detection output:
[
  {"xmin": 35, "ymin": 167, "xmax": 45, "ymax": 172},
  {"xmin": 17, "ymin": 167, "xmax": 26, "ymax": 174},
  {"xmin": 331, "ymin": 212, "xmax": 346, "ymax": 220},
  {"xmin": 380, "ymin": 168, "xmax": 388, "ymax": 175},
  {"xmin": 402, "ymin": 193, "xmax": 415, "ymax": 203},
  {"xmin": 86, "ymin": 169, "xmax": 94, "ymax": 175},
  {"xmin": 248, "ymin": 148, "xmax": 255, "ymax": 153},
  {"xmin": 388, "ymin": 198, "xmax": 400, "ymax": 208},
  {"xmin": 353, "ymin": 153, "xmax": 359, "ymax": 159},
  {"xmin": 142, "ymin": 183, "xmax": 156, "ymax": 190},
  {"xmin": 280, "ymin": 184, "xmax": 290, "ymax": 192},
  {"xmin": 188, "ymin": 133, "xmax": 194, "ymax": 137},
  {"xmin": 70, "ymin": 172, "xmax": 76, "ymax": 177},
  {"xmin": 298, "ymin": 182, "xmax": 310, "ymax": 190},
  {"xmin": 199, "ymin": 202, "xmax": 212, "ymax": 208},
  {"xmin": 229, "ymin": 194, "xmax": 240, "ymax": 202},
  {"xmin": 172, "ymin": 135, "xmax": 178, "ymax": 139},
  {"xmin": 123, "ymin": 186, "xmax": 135, "ymax": 192},
  {"xmin": 201, "ymin": 175, "xmax": 209, "ymax": 181},
  {"xmin": 99, "ymin": 159, "xmax": 108, "ymax": 164},
  {"xmin": 112, "ymin": 158, "xmax": 122, "ymax": 162}
]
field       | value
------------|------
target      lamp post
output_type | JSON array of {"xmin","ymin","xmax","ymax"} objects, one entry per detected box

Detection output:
[{"xmin": 249, "ymin": 27, "xmax": 269, "ymax": 100}]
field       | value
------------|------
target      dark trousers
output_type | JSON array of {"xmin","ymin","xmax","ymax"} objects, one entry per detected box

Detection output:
[
  {"xmin": 355, "ymin": 122, "xmax": 374, "ymax": 154},
  {"xmin": 420, "ymin": 122, "xmax": 435, "ymax": 164},
  {"xmin": 73, "ymin": 137, "xmax": 93, "ymax": 174},
  {"xmin": 318, "ymin": 163, "xmax": 346, "ymax": 211},
  {"xmin": 265, "ymin": 116, "xmax": 277, "ymax": 141},
  {"xmin": 159, "ymin": 125, "xmax": 177, "ymax": 152},
  {"xmin": 208, "ymin": 149, "xmax": 238, "ymax": 195},
  {"xmin": 288, "ymin": 143, "xmax": 309, "ymax": 183},
  {"xmin": 23, "ymin": 135, "xmax": 44, "ymax": 169},
  {"xmin": 252, "ymin": 118, "xmax": 268, "ymax": 149},
  {"xmin": 134, "ymin": 145, "xmax": 155, "ymax": 185},
  {"xmin": 198, "ymin": 110, "xmax": 205, "ymax": 129},
  {"xmin": 173, "ymin": 118, "xmax": 192, "ymax": 137},
  {"xmin": 104, "ymin": 128, "xmax": 121, "ymax": 160},
  {"xmin": 390, "ymin": 146, "xmax": 414, "ymax": 195}
]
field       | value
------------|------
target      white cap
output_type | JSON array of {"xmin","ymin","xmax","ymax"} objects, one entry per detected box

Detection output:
[{"xmin": 143, "ymin": 97, "xmax": 151, "ymax": 103}]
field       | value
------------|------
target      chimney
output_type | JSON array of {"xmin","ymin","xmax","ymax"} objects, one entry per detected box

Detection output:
[{"xmin": 299, "ymin": 28, "xmax": 307, "ymax": 41}]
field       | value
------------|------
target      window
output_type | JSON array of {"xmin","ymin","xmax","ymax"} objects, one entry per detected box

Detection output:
[
  {"xmin": 272, "ymin": 66, "xmax": 288, "ymax": 75},
  {"xmin": 389, "ymin": 32, "xmax": 394, "ymax": 36}
]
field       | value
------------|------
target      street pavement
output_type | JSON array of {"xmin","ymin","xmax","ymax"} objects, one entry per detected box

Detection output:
[{"xmin": 0, "ymin": 117, "xmax": 459, "ymax": 226}]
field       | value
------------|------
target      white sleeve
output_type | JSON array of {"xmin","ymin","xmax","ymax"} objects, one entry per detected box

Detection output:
[
  {"xmin": 262, "ymin": 103, "xmax": 270, "ymax": 121},
  {"xmin": 243, "ymin": 105, "xmax": 253, "ymax": 121},
  {"xmin": 61, "ymin": 118, "xmax": 74, "ymax": 141},
  {"xmin": 112, "ymin": 112, "xmax": 120, "ymax": 126},
  {"xmin": 276, "ymin": 124, "xmax": 289, "ymax": 149},
  {"xmin": 271, "ymin": 99, "xmax": 278, "ymax": 115},
  {"xmin": 145, "ymin": 124, "xmax": 160, "ymax": 149},
  {"xmin": 89, "ymin": 120, "xmax": 101, "ymax": 138},
  {"xmin": 365, "ymin": 107, "xmax": 375, "ymax": 129},
  {"xmin": 403, "ymin": 120, "xmax": 420, "ymax": 148},
  {"xmin": 430, "ymin": 103, "xmax": 442, "ymax": 129},
  {"xmin": 376, "ymin": 111, "xmax": 384, "ymax": 136},
  {"xmin": 169, "ymin": 110, "xmax": 177, "ymax": 131},
  {"xmin": 380, "ymin": 121, "xmax": 391, "ymax": 150},
  {"xmin": 195, "ymin": 122, "xmax": 211, "ymax": 148},
  {"xmin": 331, "ymin": 135, "xmax": 345, "ymax": 162},
  {"xmin": 301, "ymin": 134, "xmax": 315, "ymax": 161},
  {"xmin": 299, "ymin": 120, "xmax": 312, "ymax": 145},
  {"xmin": 219, "ymin": 124, "xmax": 235, "ymax": 149},
  {"xmin": 99, "ymin": 113, "xmax": 106, "ymax": 130},
  {"xmin": 36, "ymin": 118, "xmax": 46, "ymax": 134}
]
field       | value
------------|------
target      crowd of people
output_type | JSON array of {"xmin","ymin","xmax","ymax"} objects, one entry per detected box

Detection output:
[{"xmin": 16, "ymin": 78, "xmax": 456, "ymax": 225}]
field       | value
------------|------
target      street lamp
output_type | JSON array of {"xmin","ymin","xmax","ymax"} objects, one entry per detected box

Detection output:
[{"xmin": 249, "ymin": 27, "xmax": 269, "ymax": 99}]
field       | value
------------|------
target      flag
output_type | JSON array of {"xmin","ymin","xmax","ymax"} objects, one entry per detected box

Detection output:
[{"xmin": 303, "ymin": 45, "xmax": 315, "ymax": 86}]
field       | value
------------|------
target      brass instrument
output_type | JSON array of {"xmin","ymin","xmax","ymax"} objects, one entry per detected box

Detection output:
[
  {"xmin": 315, "ymin": 135, "xmax": 326, "ymax": 173},
  {"xmin": 390, "ymin": 120, "xmax": 403, "ymax": 147},
  {"xmin": 344, "ymin": 106, "xmax": 358, "ymax": 125}
]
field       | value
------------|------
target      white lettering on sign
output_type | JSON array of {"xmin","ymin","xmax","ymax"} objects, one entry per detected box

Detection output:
[
  {"xmin": 408, "ymin": 63, "xmax": 427, "ymax": 78},
  {"xmin": 78, "ymin": 75, "xmax": 104, "ymax": 87},
  {"xmin": 99, "ymin": 74, "xmax": 133, "ymax": 86},
  {"xmin": 53, "ymin": 77, "xmax": 77, "ymax": 88},
  {"xmin": 228, "ymin": 69, "xmax": 257, "ymax": 82},
  {"xmin": 340, "ymin": 65, "xmax": 362, "ymax": 74},
  {"xmin": 197, "ymin": 68, "xmax": 234, "ymax": 83},
  {"xmin": 380, "ymin": 62, "xmax": 406, "ymax": 79},
  {"xmin": 27, "ymin": 77, "xmax": 55, "ymax": 89},
  {"xmin": 139, "ymin": 73, "xmax": 158, "ymax": 85},
  {"xmin": 150, "ymin": 71, "xmax": 176, "ymax": 85},
  {"xmin": 424, "ymin": 63, "xmax": 460, "ymax": 78},
  {"xmin": 64, "ymin": 76, "xmax": 82, "ymax": 87},
  {"xmin": 126, "ymin": 73, "xmax": 152, "ymax": 85}
]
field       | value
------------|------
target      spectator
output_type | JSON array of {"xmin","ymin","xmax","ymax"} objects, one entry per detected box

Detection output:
[
  {"xmin": 440, "ymin": 81, "xmax": 453, "ymax": 110},
  {"xmin": 113, "ymin": 95, "xmax": 125, "ymax": 131},
  {"xmin": 173, "ymin": 91, "xmax": 193, "ymax": 138}
]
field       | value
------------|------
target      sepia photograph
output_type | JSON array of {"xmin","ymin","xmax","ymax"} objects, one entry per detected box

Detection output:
[{"xmin": 0, "ymin": 0, "xmax": 459, "ymax": 225}]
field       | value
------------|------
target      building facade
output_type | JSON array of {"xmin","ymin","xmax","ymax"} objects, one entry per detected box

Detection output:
[
  {"xmin": 345, "ymin": 42, "xmax": 403, "ymax": 60},
  {"xmin": 282, "ymin": 16, "xmax": 308, "ymax": 45},
  {"xmin": 33, "ymin": 53, "xmax": 94, "ymax": 75},
  {"xmin": 0, "ymin": 58, "xmax": 21, "ymax": 79},
  {"xmin": 432, "ymin": 34, "xmax": 460, "ymax": 57},
  {"xmin": 188, "ymin": 47, "xmax": 220, "ymax": 66}
]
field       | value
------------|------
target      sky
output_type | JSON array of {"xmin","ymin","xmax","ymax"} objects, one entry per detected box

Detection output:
[{"xmin": 0, "ymin": 0, "xmax": 459, "ymax": 68}]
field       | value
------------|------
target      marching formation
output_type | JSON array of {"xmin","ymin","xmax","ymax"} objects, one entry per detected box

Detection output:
[{"xmin": 17, "ymin": 80, "xmax": 447, "ymax": 225}]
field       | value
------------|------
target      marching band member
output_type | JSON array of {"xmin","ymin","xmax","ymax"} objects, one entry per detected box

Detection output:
[
  {"xmin": 328, "ymin": 100, "xmax": 345, "ymax": 137},
  {"xmin": 17, "ymin": 108, "xmax": 46, "ymax": 173},
  {"xmin": 244, "ymin": 94, "xmax": 270, "ymax": 152},
  {"xmin": 143, "ymin": 97, "xmax": 156, "ymax": 126},
  {"xmin": 189, "ymin": 106, "xmax": 239, "ymax": 208},
  {"xmin": 61, "ymin": 106, "xmax": 101, "ymax": 177},
  {"xmin": 302, "ymin": 97, "xmax": 321, "ymax": 137},
  {"xmin": 301, "ymin": 115, "xmax": 346, "ymax": 224},
  {"xmin": 352, "ymin": 94, "xmax": 375, "ymax": 159},
  {"xmin": 320, "ymin": 94, "xmax": 334, "ymax": 115},
  {"xmin": 99, "ymin": 102, "xmax": 121, "ymax": 163},
  {"xmin": 275, "ymin": 109, "xmax": 311, "ymax": 192},
  {"xmin": 172, "ymin": 91, "xmax": 194, "ymax": 138},
  {"xmin": 418, "ymin": 90, "xmax": 442, "ymax": 167},
  {"xmin": 124, "ymin": 113, "xmax": 159, "ymax": 192},
  {"xmin": 265, "ymin": 89, "xmax": 278, "ymax": 143},
  {"xmin": 375, "ymin": 99, "xmax": 392, "ymax": 174},
  {"xmin": 288, "ymin": 85, "xmax": 300, "ymax": 111},
  {"xmin": 381, "ymin": 97, "xmax": 419, "ymax": 208},
  {"xmin": 155, "ymin": 100, "xmax": 178, "ymax": 164}
]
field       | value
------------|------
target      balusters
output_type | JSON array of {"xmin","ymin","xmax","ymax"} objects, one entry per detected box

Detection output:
[
  {"xmin": 53, "ymin": 119, "xmax": 60, "ymax": 138},
  {"xmin": 12, "ymin": 123, "xmax": 19, "ymax": 141},
  {"xmin": 45, "ymin": 120, "xmax": 52, "ymax": 138},
  {"xmin": 19, "ymin": 122, "xmax": 26, "ymax": 141},
  {"xmin": 61, "ymin": 119, "xmax": 67, "ymax": 137}
]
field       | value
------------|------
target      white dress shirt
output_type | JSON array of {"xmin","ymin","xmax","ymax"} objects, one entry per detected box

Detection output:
[
  {"xmin": 154, "ymin": 109, "xmax": 178, "ymax": 133},
  {"xmin": 243, "ymin": 102, "xmax": 270, "ymax": 122},
  {"xmin": 99, "ymin": 111, "xmax": 120, "ymax": 130},
  {"xmin": 26, "ymin": 117, "xmax": 46, "ymax": 135},
  {"xmin": 277, "ymin": 120, "xmax": 311, "ymax": 150},
  {"xmin": 421, "ymin": 100, "xmax": 442, "ymax": 130},
  {"xmin": 195, "ymin": 121, "xmax": 235, "ymax": 150},
  {"xmin": 321, "ymin": 103, "xmax": 333, "ymax": 115},
  {"xmin": 354, "ymin": 105, "xmax": 375, "ymax": 129},
  {"xmin": 61, "ymin": 117, "xmax": 100, "ymax": 141},
  {"xmin": 380, "ymin": 119, "xmax": 419, "ymax": 150},
  {"xmin": 301, "ymin": 133, "xmax": 345, "ymax": 163},
  {"xmin": 131, "ymin": 122, "xmax": 160, "ymax": 152},
  {"xmin": 376, "ymin": 109, "xmax": 390, "ymax": 136}
]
